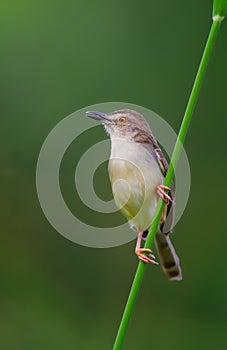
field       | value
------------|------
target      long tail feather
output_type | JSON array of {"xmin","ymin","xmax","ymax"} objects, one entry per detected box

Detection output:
[{"xmin": 154, "ymin": 232, "xmax": 182, "ymax": 281}]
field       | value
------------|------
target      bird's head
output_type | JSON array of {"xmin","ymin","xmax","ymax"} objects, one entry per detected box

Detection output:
[{"xmin": 86, "ymin": 109, "xmax": 152, "ymax": 141}]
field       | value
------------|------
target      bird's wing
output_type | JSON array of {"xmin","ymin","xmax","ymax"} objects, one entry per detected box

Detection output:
[
  {"xmin": 133, "ymin": 128, "xmax": 175, "ymax": 234},
  {"xmin": 150, "ymin": 134, "xmax": 175, "ymax": 235}
]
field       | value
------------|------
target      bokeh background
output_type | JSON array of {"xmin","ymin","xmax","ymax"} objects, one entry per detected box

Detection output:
[{"xmin": 1, "ymin": 0, "xmax": 227, "ymax": 349}]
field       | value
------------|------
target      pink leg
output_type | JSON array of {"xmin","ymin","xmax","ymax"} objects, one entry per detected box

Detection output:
[
  {"xmin": 135, "ymin": 231, "xmax": 158, "ymax": 264},
  {"xmin": 160, "ymin": 201, "xmax": 168, "ymax": 223}
]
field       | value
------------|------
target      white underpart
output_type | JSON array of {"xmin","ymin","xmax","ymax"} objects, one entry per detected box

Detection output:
[{"xmin": 109, "ymin": 137, "xmax": 164, "ymax": 232}]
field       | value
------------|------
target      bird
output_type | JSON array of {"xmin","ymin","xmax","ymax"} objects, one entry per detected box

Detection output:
[{"xmin": 86, "ymin": 109, "xmax": 182, "ymax": 281}]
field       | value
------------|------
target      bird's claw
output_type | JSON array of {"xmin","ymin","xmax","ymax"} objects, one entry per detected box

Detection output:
[
  {"xmin": 135, "ymin": 248, "xmax": 158, "ymax": 265},
  {"xmin": 156, "ymin": 185, "xmax": 175, "ymax": 205}
]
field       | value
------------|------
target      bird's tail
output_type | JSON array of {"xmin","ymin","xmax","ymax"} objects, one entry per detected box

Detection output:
[{"xmin": 154, "ymin": 232, "xmax": 182, "ymax": 281}]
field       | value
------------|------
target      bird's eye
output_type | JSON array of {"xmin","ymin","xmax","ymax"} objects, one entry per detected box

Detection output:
[{"xmin": 118, "ymin": 116, "xmax": 128, "ymax": 125}]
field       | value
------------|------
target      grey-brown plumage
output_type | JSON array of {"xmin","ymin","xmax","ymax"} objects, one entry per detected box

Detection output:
[
  {"xmin": 86, "ymin": 109, "xmax": 182, "ymax": 281},
  {"xmin": 154, "ymin": 232, "xmax": 182, "ymax": 280}
]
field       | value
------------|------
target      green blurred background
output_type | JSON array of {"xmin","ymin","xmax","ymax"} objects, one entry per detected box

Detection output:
[{"xmin": 1, "ymin": 0, "xmax": 227, "ymax": 349}]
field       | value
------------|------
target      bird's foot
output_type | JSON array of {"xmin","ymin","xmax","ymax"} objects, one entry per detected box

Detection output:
[
  {"xmin": 135, "ymin": 248, "xmax": 158, "ymax": 264},
  {"xmin": 156, "ymin": 185, "xmax": 175, "ymax": 205}
]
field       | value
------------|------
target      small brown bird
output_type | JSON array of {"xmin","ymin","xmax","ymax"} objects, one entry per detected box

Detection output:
[{"xmin": 86, "ymin": 109, "xmax": 182, "ymax": 280}]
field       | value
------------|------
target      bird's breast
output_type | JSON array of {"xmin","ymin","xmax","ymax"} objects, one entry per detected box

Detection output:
[{"xmin": 108, "ymin": 139, "xmax": 164, "ymax": 230}]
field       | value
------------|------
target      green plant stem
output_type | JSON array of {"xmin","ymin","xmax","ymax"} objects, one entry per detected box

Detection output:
[{"xmin": 113, "ymin": 17, "xmax": 223, "ymax": 350}]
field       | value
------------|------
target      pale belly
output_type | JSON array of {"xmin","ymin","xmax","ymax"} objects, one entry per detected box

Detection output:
[{"xmin": 108, "ymin": 142, "xmax": 164, "ymax": 231}]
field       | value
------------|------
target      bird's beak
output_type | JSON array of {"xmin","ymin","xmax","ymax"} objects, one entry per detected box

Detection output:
[{"xmin": 86, "ymin": 110, "xmax": 113, "ymax": 124}]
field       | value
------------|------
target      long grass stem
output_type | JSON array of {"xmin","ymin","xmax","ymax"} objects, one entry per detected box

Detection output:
[{"xmin": 113, "ymin": 15, "xmax": 223, "ymax": 350}]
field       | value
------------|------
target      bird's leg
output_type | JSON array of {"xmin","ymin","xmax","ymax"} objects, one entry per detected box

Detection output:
[
  {"xmin": 160, "ymin": 201, "xmax": 168, "ymax": 223},
  {"xmin": 156, "ymin": 185, "xmax": 175, "ymax": 223},
  {"xmin": 135, "ymin": 231, "xmax": 158, "ymax": 264}
]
